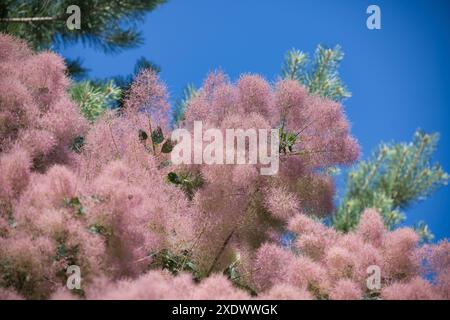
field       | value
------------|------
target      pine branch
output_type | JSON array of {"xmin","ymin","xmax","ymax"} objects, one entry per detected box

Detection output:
[
  {"xmin": 0, "ymin": 15, "xmax": 66, "ymax": 23},
  {"xmin": 281, "ymin": 45, "xmax": 351, "ymax": 102},
  {"xmin": 334, "ymin": 130, "xmax": 448, "ymax": 231}
]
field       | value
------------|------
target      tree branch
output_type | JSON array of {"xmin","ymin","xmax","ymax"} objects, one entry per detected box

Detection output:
[
  {"xmin": 0, "ymin": 16, "xmax": 66, "ymax": 23},
  {"xmin": 206, "ymin": 229, "xmax": 235, "ymax": 277}
]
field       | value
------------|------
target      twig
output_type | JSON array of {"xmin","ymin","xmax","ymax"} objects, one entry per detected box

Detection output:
[
  {"xmin": 206, "ymin": 229, "xmax": 235, "ymax": 276},
  {"xmin": 0, "ymin": 15, "xmax": 66, "ymax": 23},
  {"xmin": 108, "ymin": 121, "xmax": 120, "ymax": 156},
  {"xmin": 148, "ymin": 119, "xmax": 156, "ymax": 154}
]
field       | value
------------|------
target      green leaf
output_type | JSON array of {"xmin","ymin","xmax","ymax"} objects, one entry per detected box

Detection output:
[
  {"xmin": 56, "ymin": 244, "xmax": 67, "ymax": 260},
  {"xmin": 138, "ymin": 129, "xmax": 148, "ymax": 141},
  {"xmin": 278, "ymin": 127, "xmax": 298, "ymax": 154},
  {"xmin": 161, "ymin": 139, "xmax": 174, "ymax": 153},
  {"xmin": 167, "ymin": 172, "xmax": 180, "ymax": 184},
  {"xmin": 64, "ymin": 197, "xmax": 81, "ymax": 207},
  {"xmin": 71, "ymin": 136, "xmax": 85, "ymax": 154},
  {"xmin": 89, "ymin": 224, "xmax": 111, "ymax": 237},
  {"xmin": 78, "ymin": 206, "xmax": 86, "ymax": 216},
  {"xmin": 64, "ymin": 197, "xmax": 85, "ymax": 216},
  {"xmin": 158, "ymin": 160, "xmax": 172, "ymax": 169},
  {"xmin": 151, "ymin": 127, "xmax": 164, "ymax": 144}
]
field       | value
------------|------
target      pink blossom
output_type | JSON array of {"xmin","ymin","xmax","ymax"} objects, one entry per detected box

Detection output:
[
  {"xmin": 252, "ymin": 243, "xmax": 296, "ymax": 292},
  {"xmin": 124, "ymin": 69, "xmax": 170, "ymax": 129},
  {"xmin": 381, "ymin": 277, "xmax": 440, "ymax": 300},
  {"xmin": 329, "ymin": 279, "xmax": 362, "ymax": 300},
  {"xmin": 258, "ymin": 284, "xmax": 313, "ymax": 300},
  {"xmin": 356, "ymin": 208, "xmax": 386, "ymax": 247},
  {"xmin": 0, "ymin": 288, "xmax": 25, "ymax": 300},
  {"xmin": 264, "ymin": 186, "xmax": 299, "ymax": 220},
  {"xmin": 382, "ymin": 228, "xmax": 420, "ymax": 280}
]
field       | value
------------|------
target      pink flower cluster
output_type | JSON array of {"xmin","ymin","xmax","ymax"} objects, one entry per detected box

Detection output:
[
  {"xmin": 0, "ymin": 35, "xmax": 195, "ymax": 299},
  {"xmin": 251, "ymin": 209, "xmax": 450, "ymax": 299},
  {"xmin": 178, "ymin": 71, "xmax": 360, "ymax": 272},
  {"xmin": 0, "ymin": 34, "xmax": 448, "ymax": 300}
]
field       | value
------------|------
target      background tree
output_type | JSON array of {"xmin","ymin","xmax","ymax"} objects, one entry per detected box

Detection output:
[
  {"xmin": 70, "ymin": 80, "xmax": 121, "ymax": 122},
  {"xmin": 281, "ymin": 45, "xmax": 351, "ymax": 102},
  {"xmin": 0, "ymin": 0, "xmax": 167, "ymax": 52},
  {"xmin": 333, "ymin": 130, "xmax": 449, "ymax": 236},
  {"xmin": 173, "ymin": 84, "xmax": 198, "ymax": 125}
]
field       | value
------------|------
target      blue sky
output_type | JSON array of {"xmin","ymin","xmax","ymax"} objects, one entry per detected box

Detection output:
[{"xmin": 60, "ymin": 0, "xmax": 450, "ymax": 240}]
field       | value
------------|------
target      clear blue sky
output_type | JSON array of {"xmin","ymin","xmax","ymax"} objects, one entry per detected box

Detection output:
[{"xmin": 60, "ymin": 0, "xmax": 450, "ymax": 240}]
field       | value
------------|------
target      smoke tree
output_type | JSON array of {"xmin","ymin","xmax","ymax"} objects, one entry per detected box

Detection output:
[{"xmin": 0, "ymin": 34, "xmax": 449, "ymax": 300}]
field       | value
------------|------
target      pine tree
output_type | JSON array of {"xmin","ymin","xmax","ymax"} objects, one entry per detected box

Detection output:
[
  {"xmin": 173, "ymin": 84, "xmax": 198, "ymax": 125},
  {"xmin": 70, "ymin": 81, "xmax": 122, "ymax": 122},
  {"xmin": 281, "ymin": 45, "xmax": 351, "ymax": 102},
  {"xmin": 0, "ymin": 0, "xmax": 167, "ymax": 52},
  {"xmin": 333, "ymin": 130, "xmax": 449, "ymax": 234}
]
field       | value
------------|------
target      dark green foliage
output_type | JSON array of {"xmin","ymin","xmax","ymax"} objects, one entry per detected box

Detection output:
[
  {"xmin": 65, "ymin": 57, "xmax": 89, "ymax": 80},
  {"xmin": 151, "ymin": 126, "xmax": 164, "ymax": 144},
  {"xmin": 138, "ymin": 127, "xmax": 176, "ymax": 157},
  {"xmin": 0, "ymin": 258, "xmax": 40, "ymax": 299},
  {"xmin": 223, "ymin": 260, "xmax": 257, "ymax": 296},
  {"xmin": 149, "ymin": 249, "xmax": 198, "ymax": 279},
  {"xmin": 63, "ymin": 197, "xmax": 85, "ymax": 216},
  {"xmin": 0, "ymin": 0, "xmax": 167, "ymax": 52},
  {"xmin": 134, "ymin": 56, "xmax": 161, "ymax": 75},
  {"xmin": 161, "ymin": 139, "xmax": 175, "ymax": 153},
  {"xmin": 167, "ymin": 172, "xmax": 180, "ymax": 184},
  {"xmin": 70, "ymin": 136, "xmax": 85, "ymax": 153},
  {"xmin": 113, "ymin": 57, "xmax": 161, "ymax": 89},
  {"xmin": 88, "ymin": 224, "xmax": 112, "ymax": 238},
  {"xmin": 334, "ymin": 130, "xmax": 449, "ymax": 232},
  {"xmin": 279, "ymin": 127, "xmax": 298, "ymax": 154},
  {"xmin": 138, "ymin": 129, "xmax": 148, "ymax": 142},
  {"xmin": 1, "ymin": 2, "xmax": 164, "ymax": 121},
  {"xmin": 55, "ymin": 242, "xmax": 79, "ymax": 264}
]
